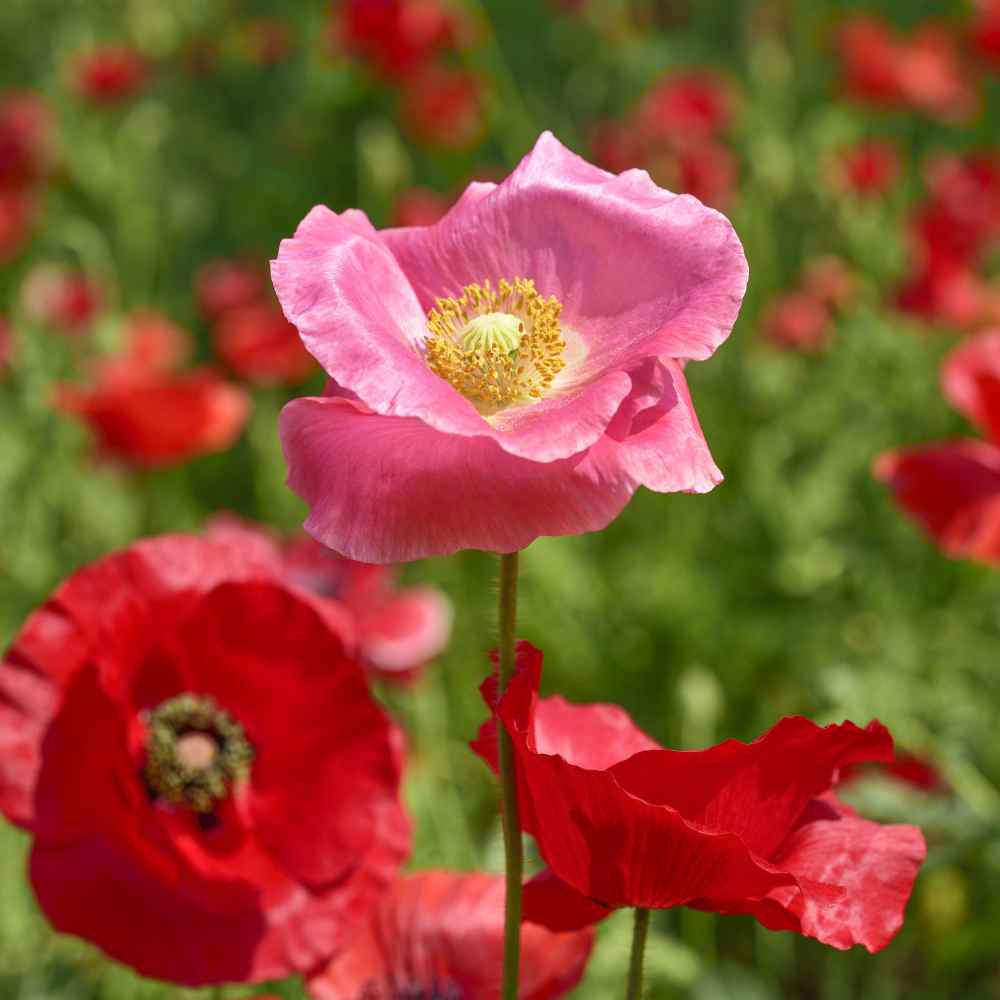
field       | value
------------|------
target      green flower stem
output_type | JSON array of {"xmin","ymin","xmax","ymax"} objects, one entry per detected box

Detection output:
[
  {"xmin": 498, "ymin": 550, "xmax": 523, "ymax": 1000},
  {"xmin": 626, "ymin": 908, "xmax": 651, "ymax": 1000}
]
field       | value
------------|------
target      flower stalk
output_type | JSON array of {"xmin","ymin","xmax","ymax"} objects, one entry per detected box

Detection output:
[
  {"xmin": 497, "ymin": 550, "xmax": 523, "ymax": 1000},
  {"xmin": 626, "ymin": 908, "xmax": 651, "ymax": 1000}
]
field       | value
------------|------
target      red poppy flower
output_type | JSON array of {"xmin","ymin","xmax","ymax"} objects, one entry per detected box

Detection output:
[
  {"xmin": 391, "ymin": 187, "xmax": 452, "ymax": 228},
  {"xmin": 760, "ymin": 291, "xmax": 831, "ymax": 353},
  {"xmin": 73, "ymin": 45, "xmax": 148, "ymax": 104},
  {"xmin": 802, "ymin": 257, "xmax": 857, "ymax": 312},
  {"xmin": 876, "ymin": 330, "xmax": 1000, "ymax": 564},
  {"xmin": 213, "ymin": 302, "xmax": 316, "ymax": 385},
  {"xmin": 840, "ymin": 751, "xmax": 948, "ymax": 795},
  {"xmin": 204, "ymin": 516, "xmax": 452, "ymax": 684},
  {"xmin": 22, "ymin": 267, "xmax": 102, "ymax": 334},
  {"xmin": 837, "ymin": 139, "xmax": 900, "ymax": 197},
  {"xmin": 399, "ymin": 66, "xmax": 485, "ymax": 149},
  {"xmin": 0, "ymin": 535, "xmax": 410, "ymax": 985},
  {"xmin": 0, "ymin": 188, "xmax": 36, "ymax": 261},
  {"xmin": 94, "ymin": 310, "xmax": 192, "ymax": 384},
  {"xmin": 971, "ymin": 0, "xmax": 1000, "ymax": 67},
  {"xmin": 337, "ymin": 0, "xmax": 463, "ymax": 80},
  {"xmin": 306, "ymin": 871, "xmax": 593, "ymax": 1000},
  {"xmin": 472, "ymin": 643, "xmax": 925, "ymax": 951},
  {"xmin": 0, "ymin": 91, "xmax": 52, "ymax": 191},
  {"xmin": 637, "ymin": 71, "xmax": 733, "ymax": 148},
  {"xmin": 646, "ymin": 141, "xmax": 737, "ymax": 210},
  {"xmin": 589, "ymin": 119, "xmax": 645, "ymax": 175},
  {"xmin": 836, "ymin": 16, "xmax": 905, "ymax": 106},
  {"xmin": 57, "ymin": 367, "xmax": 249, "ymax": 468},
  {"xmin": 196, "ymin": 258, "xmax": 268, "ymax": 321}
]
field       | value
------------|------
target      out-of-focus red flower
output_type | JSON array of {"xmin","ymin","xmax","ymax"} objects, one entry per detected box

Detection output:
[
  {"xmin": 22, "ymin": 267, "xmax": 102, "ymax": 334},
  {"xmin": 204, "ymin": 516, "xmax": 452, "ymax": 684},
  {"xmin": 638, "ymin": 70, "xmax": 732, "ymax": 147},
  {"xmin": 472, "ymin": 643, "xmax": 925, "ymax": 951},
  {"xmin": 647, "ymin": 141, "xmax": 737, "ymax": 209},
  {"xmin": 57, "ymin": 368, "xmax": 249, "ymax": 468},
  {"xmin": 589, "ymin": 119, "xmax": 645, "ymax": 175},
  {"xmin": 73, "ymin": 45, "xmax": 148, "ymax": 105},
  {"xmin": 307, "ymin": 871, "xmax": 593, "ymax": 999},
  {"xmin": 760, "ymin": 290, "xmax": 831, "ymax": 353},
  {"xmin": 0, "ymin": 536, "xmax": 410, "ymax": 985},
  {"xmin": 0, "ymin": 92, "xmax": 53, "ymax": 191},
  {"xmin": 837, "ymin": 139, "xmax": 900, "ymax": 196},
  {"xmin": 391, "ymin": 186, "xmax": 451, "ymax": 227},
  {"xmin": 840, "ymin": 751, "xmax": 948, "ymax": 794},
  {"xmin": 971, "ymin": 0, "xmax": 1000, "ymax": 67},
  {"xmin": 196, "ymin": 258, "xmax": 267, "ymax": 322},
  {"xmin": 213, "ymin": 303, "xmax": 316, "ymax": 385},
  {"xmin": 0, "ymin": 316, "xmax": 12, "ymax": 377},
  {"xmin": 399, "ymin": 66, "xmax": 485, "ymax": 148},
  {"xmin": 836, "ymin": 15, "xmax": 975, "ymax": 121},
  {"xmin": 802, "ymin": 257, "xmax": 857, "ymax": 312},
  {"xmin": 837, "ymin": 15, "xmax": 904, "ymax": 106},
  {"xmin": 877, "ymin": 330, "xmax": 1000, "ymax": 563},
  {"xmin": 94, "ymin": 311, "xmax": 192, "ymax": 385},
  {"xmin": 896, "ymin": 263, "xmax": 987, "ymax": 329},
  {"xmin": 0, "ymin": 188, "xmax": 36, "ymax": 261},
  {"xmin": 240, "ymin": 18, "xmax": 294, "ymax": 66},
  {"xmin": 337, "ymin": 0, "xmax": 464, "ymax": 80}
]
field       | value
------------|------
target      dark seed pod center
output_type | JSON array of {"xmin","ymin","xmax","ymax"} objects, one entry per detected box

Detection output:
[{"xmin": 143, "ymin": 693, "xmax": 253, "ymax": 813}]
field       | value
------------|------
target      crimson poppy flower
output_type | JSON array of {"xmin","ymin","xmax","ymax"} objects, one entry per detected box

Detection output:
[
  {"xmin": 0, "ymin": 188, "xmax": 35, "ymax": 261},
  {"xmin": 274, "ymin": 133, "xmax": 745, "ymax": 562},
  {"xmin": 646, "ymin": 141, "xmax": 737, "ymax": 210},
  {"xmin": 760, "ymin": 291, "xmax": 831, "ymax": 353},
  {"xmin": 836, "ymin": 16, "xmax": 905, "ymax": 106},
  {"xmin": 204, "ymin": 516, "xmax": 452, "ymax": 684},
  {"xmin": 637, "ymin": 71, "xmax": 733, "ymax": 148},
  {"xmin": 971, "ymin": 0, "xmax": 1000, "ymax": 67},
  {"xmin": 93, "ymin": 310, "xmax": 192, "ymax": 384},
  {"xmin": 391, "ymin": 187, "xmax": 452, "ymax": 228},
  {"xmin": 196, "ymin": 258, "xmax": 268, "ymax": 321},
  {"xmin": 73, "ymin": 45, "xmax": 148, "ymax": 104},
  {"xmin": 0, "ymin": 91, "xmax": 52, "ymax": 191},
  {"xmin": 337, "ymin": 0, "xmax": 463, "ymax": 80},
  {"xmin": 306, "ymin": 871, "xmax": 593, "ymax": 1000},
  {"xmin": 837, "ymin": 139, "xmax": 900, "ymax": 197},
  {"xmin": 0, "ymin": 535, "xmax": 410, "ymax": 985},
  {"xmin": 876, "ymin": 330, "xmax": 1000, "ymax": 564},
  {"xmin": 213, "ymin": 302, "xmax": 316, "ymax": 385},
  {"xmin": 840, "ymin": 751, "xmax": 948, "ymax": 795},
  {"xmin": 57, "ymin": 366, "xmax": 249, "ymax": 468},
  {"xmin": 22, "ymin": 267, "xmax": 102, "ymax": 334},
  {"xmin": 471, "ymin": 643, "xmax": 925, "ymax": 951},
  {"xmin": 399, "ymin": 66, "xmax": 486, "ymax": 149}
]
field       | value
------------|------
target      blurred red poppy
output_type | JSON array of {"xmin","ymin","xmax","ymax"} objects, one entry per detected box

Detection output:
[
  {"xmin": 837, "ymin": 139, "xmax": 900, "ymax": 196},
  {"xmin": 337, "ymin": 0, "xmax": 463, "ymax": 80},
  {"xmin": 196, "ymin": 257, "xmax": 268, "ymax": 322},
  {"xmin": 802, "ymin": 257, "xmax": 857, "ymax": 312},
  {"xmin": 307, "ymin": 871, "xmax": 593, "ymax": 1000},
  {"xmin": 971, "ymin": 0, "xmax": 1000, "ymax": 67},
  {"xmin": 637, "ymin": 70, "xmax": 733, "ymax": 147},
  {"xmin": 0, "ymin": 91, "xmax": 52, "ymax": 191},
  {"xmin": 760, "ymin": 290, "xmax": 831, "ymax": 353},
  {"xmin": 204, "ymin": 516, "xmax": 452, "ymax": 684},
  {"xmin": 391, "ymin": 186, "xmax": 451, "ymax": 227},
  {"xmin": 57, "ymin": 368, "xmax": 249, "ymax": 468},
  {"xmin": 213, "ymin": 302, "xmax": 316, "ymax": 385},
  {"xmin": 0, "ymin": 536, "xmax": 410, "ymax": 985},
  {"xmin": 472, "ymin": 643, "xmax": 925, "ymax": 951},
  {"xmin": 840, "ymin": 751, "xmax": 948, "ymax": 794},
  {"xmin": 399, "ymin": 66, "xmax": 485, "ymax": 148},
  {"xmin": 73, "ymin": 45, "xmax": 148, "ymax": 104},
  {"xmin": 837, "ymin": 15, "xmax": 904, "ymax": 106},
  {"xmin": 0, "ymin": 315, "xmax": 12, "ymax": 377},
  {"xmin": 0, "ymin": 188, "xmax": 36, "ymax": 261},
  {"xmin": 877, "ymin": 330, "xmax": 1000, "ymax": 564},
  {"xmin": 22, "ymin": 267, "xmax": 102, "ymax": 334},
  {"xmin": 95, "ymin": 310, "xmax": 192, "ymax": 384}
]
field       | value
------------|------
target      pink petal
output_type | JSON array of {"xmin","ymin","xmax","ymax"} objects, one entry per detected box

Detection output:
[{"xmin": 359, "ymin": 587, "xmax": 454, "ymax": 676}]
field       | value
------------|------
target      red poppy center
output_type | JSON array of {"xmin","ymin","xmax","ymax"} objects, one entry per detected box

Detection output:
[{"xmin": 143, "ymin": 693, "xmax": 253, "ymax": 813}]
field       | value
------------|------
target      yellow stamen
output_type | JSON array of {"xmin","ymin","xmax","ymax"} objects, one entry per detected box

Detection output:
[{"xmin": 425, "ymin": 277, "xmax": 566, "ymax": 409}]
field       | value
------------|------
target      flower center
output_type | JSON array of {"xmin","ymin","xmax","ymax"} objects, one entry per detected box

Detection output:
[
  {"xmin": 144, "ymin": 693, "xmax": 253, "ymax": 813},
  {"xmin": 424, "ymin": 278, "xmax": 566, "ymax": 411}
]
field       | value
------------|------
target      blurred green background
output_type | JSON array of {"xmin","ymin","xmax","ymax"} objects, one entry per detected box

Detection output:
[{"xmin": 2, "ymin": 0, "xmax": 999, "ymax": 997}]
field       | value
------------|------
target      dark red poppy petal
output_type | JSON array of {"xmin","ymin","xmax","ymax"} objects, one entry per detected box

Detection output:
[
  {"xmin": 874, "ymin": 440, "xmax": 1000, "ymax": 564},
  {"xmin": 307, "ymin": 871, "xmax": 593, "ymax": 1000},
  {"xmin": 522, "ymin": 869, "xmax": 614, "ymax": 932}
]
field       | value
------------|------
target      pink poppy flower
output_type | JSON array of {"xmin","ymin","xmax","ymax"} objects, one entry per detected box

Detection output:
[
  {"xmin": 472, "ymin": 643, "xmax": 925, "ymax": 952},
  {"xmin": 306, "ymin": 871, "xmax": 593, "ymax": 1000},
  {"xmin": 204, "ymin": 516, "xmax": 452, "ymax": 683},
  {"xmin": 876, "ymin": 329, "xmax": 1000, "ymax": 563},
  {"xmin": 274, "ymin": 132, "xmax": 747, "ymax": 562}
]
